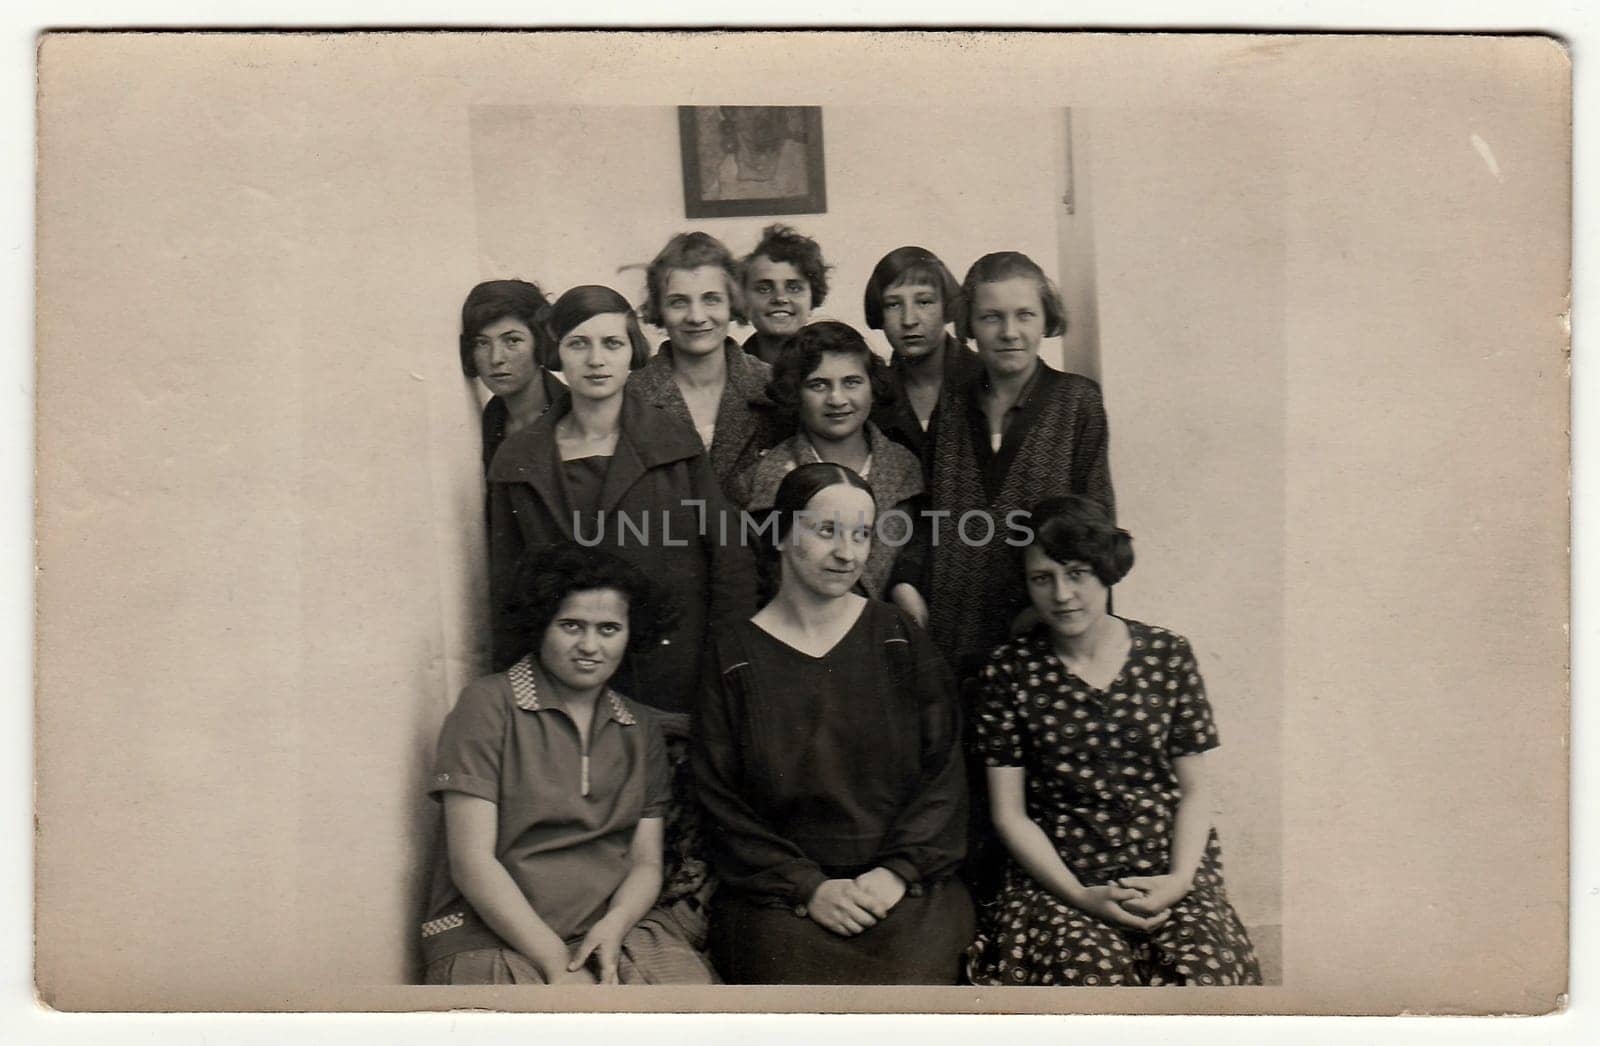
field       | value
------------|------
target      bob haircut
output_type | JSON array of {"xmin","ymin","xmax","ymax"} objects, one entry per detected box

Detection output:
[
  {"xmin": 1019, "ymin": 494, "xmax": 1133, "ymax": 587},
  {"xmin": 770, "ymin": 461, "xmax": 876, "ymax": 549},
  {"xmin": 642, "ymin": 231, "xmax": 747, "ymax": 328},
  {"xmin": 458, "ymin": 279, "xmax": 553, "ymax": 379},
  {"xmin": 544, "ymin": 285, "xmax": 653, "ymax": 372},
  {"xmin": 504, "ymin": 542, "xmax": 681, "ymax": 661},
  {"xmin": 955, "ymin": 251, "xmax": 1068, "ymax": 342},
  {"xmin": 765, "ymin": 320, "xmax": 897, "ymax": 417},
  {"xmin": 862, "ymin": 245, "xmax": 963, "ymax": 332},
  {"xmin": 739, "ymin": 223, "xmax": 830, "ymax": 308}
]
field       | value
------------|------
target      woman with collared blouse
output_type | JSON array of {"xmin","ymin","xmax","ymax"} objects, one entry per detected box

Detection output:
[
  {"xmin": 628, "ymin": 231, "xmax": 786, "ymax": 505},
  {"xmin": 694, "ymin": 463, "xmax": 972, "ymax": 984}
]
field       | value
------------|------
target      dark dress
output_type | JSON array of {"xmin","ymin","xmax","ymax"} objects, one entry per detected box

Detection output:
[
  {"xmin": 871, "ymin": 333, "xmax": 983, "ymax": 478},
  {"xmin": 926, "ymin": 361, "xmax": 1115, "ymax": 682},
  {"xmin": 966, "ymin": 621, "xmax": 1261, "ymax": 986},
  {"xmin": 693, "ymin": 600, "xmax": 973, "ymax": 984}
]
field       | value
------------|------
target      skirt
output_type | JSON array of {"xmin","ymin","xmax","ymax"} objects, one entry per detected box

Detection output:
[{"xmin": 711, "ymin": 877, "xmax": 975, "ymax": 985}]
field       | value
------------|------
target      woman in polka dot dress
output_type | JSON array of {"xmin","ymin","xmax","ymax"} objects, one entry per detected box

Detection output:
[{"xmin": 965, "ymin": 495, "xmax": 1261, "ymax": 986}]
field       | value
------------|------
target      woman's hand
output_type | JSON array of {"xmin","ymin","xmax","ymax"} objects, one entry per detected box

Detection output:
[
  {"xmin": 549, "ymin": 963, "xmax": 599, "ymax": 985},
  {"xmin": 1071, "ymin": 883, "xmax": 1172, "ymax": 932},
  {"xmin": 808, "ymin": 878, "xmax": 881, "ymax": 936},
  {"xmin": 889, "ymin": 584, "xmax": 929, "ymax": 629},
  {"xmin": 1115, "ymin": 873, "xmax": 1192, "ymax": 918},
  {"xmin": 567, "ymin": 915, "xmax": 629, "ymax": 984},
  {"xmin": 852, "ymin": 867, "xmax": 908, "ymax": 916}
]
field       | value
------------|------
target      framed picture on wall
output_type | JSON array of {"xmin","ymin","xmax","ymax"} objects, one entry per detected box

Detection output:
[{"xmin": 678, "ymin": 105, "xmax": 827, "ymax": 218}]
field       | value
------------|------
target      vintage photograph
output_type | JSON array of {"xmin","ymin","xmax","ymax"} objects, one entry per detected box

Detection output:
[{"xmin": 31, "ymin": 31, "xmax": 1568, "ymax": 1016}]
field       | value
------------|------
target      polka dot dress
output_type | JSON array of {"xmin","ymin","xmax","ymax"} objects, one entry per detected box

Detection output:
[{"xmin": 965, "ymin": 620, "xmax": 1262, "ymax": 986}]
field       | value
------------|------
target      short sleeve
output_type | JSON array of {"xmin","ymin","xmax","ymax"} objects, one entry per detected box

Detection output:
[
  {"xmin": 972, "ymin": 648, "xmax": 1026, "ymax": 767},
  {"xmin": 1165, "ymin": 635, "xmax": 1221, "ymax": 758},
  {"xmin": 640, "ymin": 714, "xmax": 672, "ymax": 819},
  {"xmin": 427, "ymin": 676, "xmax": 508, "ymax": 802}
]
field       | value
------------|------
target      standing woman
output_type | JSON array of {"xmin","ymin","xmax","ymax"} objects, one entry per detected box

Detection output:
[
  {"xmin": 738, "ymin": 223, "xmax": 831, "ymax": 367},
  {"xmin": 694, "ymin": 463, "xmax": 973, "ymax": 984},
  {"xmin": 487, "ymin": 286, "xmax": 758, "ymax": 951},
  {"xmin": 631, "ymin": 231, "xmax": 785, "ymax": 503},
  {"xmin": 863, "ymin": 246, "xmax": 982, "ymax": 473},
  {"xmin": 926, "ymin": 251, "xmax": 1115, "ymax": 682},
  {"xmin": 459, "ymin": 279, "xmax": 569, "ymax": 472},
  {"xmin": 967, "ymin": 497, "xmax": 1261, "ymax": 985},
  {"xmin": 732, "ymin": 320, "xmax": 928, "ymax": 616}
]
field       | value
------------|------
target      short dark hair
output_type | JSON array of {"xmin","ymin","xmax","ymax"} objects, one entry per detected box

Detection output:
[
  {"xmin": 764, "ymin": 320, "xmax": 896, "ymax": 418},
  {"xmin": 1020, "ymin": 495, "xmax": 1132, "ymax": 586},
  {"xmin": 643, "ymin": 231, "xmax": 746, "ymax": 327},
  {"xmin": 459, "ymin": 279, "xmax": 553, "ymax": 378},
  {"xmin": 740, "ymin": 223, "xmax": 830, "ymax": 307},
  {"xmin": 862, "ymin": 246, "xmax": 962, "ymax": 331},
  {"xmin": 956, "ymin": 252, "xmax": 1067, "ymax": 342},
  {"xmin": 544, "ymin": 285, "xmax": 652, "ymax": 372},
  {"xmin": 504, "ymin": 542, "xmax": 680, "ymax": 662}
]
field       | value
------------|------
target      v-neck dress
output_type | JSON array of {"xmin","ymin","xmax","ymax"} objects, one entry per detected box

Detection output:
[
  {"xmin": 965, "ymin": 620, "xmax": 1261, "ymax": 986},
  {"xmin": 694, "ymin": 599, "xmax": 973, "ymax": 983}
]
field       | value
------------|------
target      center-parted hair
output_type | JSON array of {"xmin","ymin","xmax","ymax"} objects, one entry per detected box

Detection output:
[
  {"xmin": 642, "ymin": 231, "xmax": 747, "ymax": 328},
  {"xmin": 458, "ymin": 279, "xmax": 553, "ymax": 378},
  {"xmin": 503, "ymin": 542, "xmax": 681, "ymax": 662},
  {"xmin": 765, "ymin": 320, "xmax": 897, "ymax": 418},
  {"xmin": 770, "ymin": 461, "xmax": 876, "ymax": 547},
  {"xmin": 543, "ymin": 284, "xmax": 653, "ymax": 372},
  {"xmin": 740, "ymin": 223, "xmax": 830, "ymax": 308},
  {"xmin": 862, "ymin": 245, "xmax": 963, "ymax": 332},
  {"xmin": 955, "ymin": 251, "xmax": 1067, "ymax": 342},
  {"xmin": 1020, "ymin": 495, "xmax": 1133, "ymax": 586}
]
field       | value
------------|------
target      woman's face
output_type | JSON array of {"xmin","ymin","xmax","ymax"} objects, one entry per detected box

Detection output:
[
  {"xmin": 971, "ymin": 276, "xmax": 1046, "ymax": 380},
  {"xmin": 538, "ymin": 587, "xmax": 631, "ymax": 695},
  {"xmin": 557, "ymin": 312, "xmax": 634, "ymax": 402},
  {"xmin": 661, "ymin": 265, "xmax": 733, "ymax": 357},
  {"xmin": 1023, "ymin": 544, "xmax": 1109, "ymax": 644},
  {"xmin": 472, "ymin": 315, "xmax": 539, "ymax": 397},
  {"xmin": 744, "ymin": 256, "xmax": 812, "ymax": 338},
  {"xmin": 781, "ymin": 482, "xmax": 876, "ymax": 600},
  {"xmin": 797, "ymin": 351, "xmax": 872, "ymax": 444},
  {"xmin": 880, "ymin": 280, "xmax": 947, "ymax": 361}
]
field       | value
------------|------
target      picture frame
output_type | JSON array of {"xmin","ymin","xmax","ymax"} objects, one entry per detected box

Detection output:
[{"xmin": 678, "ymin": 105, "xmax": 827, "ymax": 219}]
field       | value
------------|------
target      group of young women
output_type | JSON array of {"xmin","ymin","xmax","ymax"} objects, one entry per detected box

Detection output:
[{"xmin": 418, "ymin": 224, "xmax": 1263, "ymax": 987}]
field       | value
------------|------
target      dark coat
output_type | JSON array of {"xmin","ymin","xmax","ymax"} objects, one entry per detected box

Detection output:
[
  {"xmin": 871, "ymin": 333, "xmax": 983, "ymax": 476},
  {"xmin": 486, "ymin": 390, "xmax": 759, "ymax": 714},
  {"xmin": 629, "ymin": 339, "xmax": 787, "ymax": 504}
]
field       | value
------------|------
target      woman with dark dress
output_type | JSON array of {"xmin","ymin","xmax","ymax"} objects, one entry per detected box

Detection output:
[
  {"xmin": 926, "ymin": 251, "xmax": 1115, "ymax": 683},
  {"xmin": 694, "ymin": 463, "xmax": 973, "ymax": 984},
  {"xmin": 966, "ymin": 496, "xmax": 1261, "ymax": 986},
  {"xmin": 738, "ymin": 223, "xmax": 830, "ymax": 367},
  {"xmin": 487, "ymin": 285, "xmax": 758, "ymax": 958},
  {"xmin": 629, "ymin": 231, "xmax": 785, "ymax": 504},
  {"xmin": 863, "ymin": 246, "xmax": 982, "ymax": 475},
  {"xmin": 459, "ymin": 279, "xmax": 569, "ymax": 472}
]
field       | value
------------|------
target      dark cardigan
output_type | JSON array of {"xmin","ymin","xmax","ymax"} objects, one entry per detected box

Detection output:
[{"xmin": 486, "ymin": 389, "xmax": 759, "ymax": 713}]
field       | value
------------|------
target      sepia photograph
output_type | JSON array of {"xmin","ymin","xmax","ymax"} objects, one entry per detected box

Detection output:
[{"xmin": 28, "ymin": 28, "xmax": 1569, "ymax": 1020}]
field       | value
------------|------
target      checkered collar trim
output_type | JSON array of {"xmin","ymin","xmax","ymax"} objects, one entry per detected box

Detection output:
[{"xmin": 507, "ymin": 656, "xmax": 636, "ymax": 725}]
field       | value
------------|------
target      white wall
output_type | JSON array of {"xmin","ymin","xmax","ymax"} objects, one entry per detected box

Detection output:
[{"xmin": 469, "ymin": 106, "xmax": 1086, "ymax": 370}]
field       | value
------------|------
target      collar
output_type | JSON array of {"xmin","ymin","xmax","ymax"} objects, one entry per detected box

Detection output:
[
  {"xmin": 637, "ymin": 338, "xmax": 771, "ymax": 403},
  {"xmin": 968, "ymin": 357, "xmax": 1054, "ymax": 415},
  {"xmin": 486, "ymin": 384, "xmax": 704, "ymax": 484},
  {"xmin": 507, "ymin": 656, "xmax": 637, "ymax": 725}
]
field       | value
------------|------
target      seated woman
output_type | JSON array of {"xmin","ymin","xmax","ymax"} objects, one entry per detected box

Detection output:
[
  {"xmin": 694, "ymin": 463, "xmax": 973, "ymax": 985},
  {"xmin": 966, "ymin": 496, "xmax": 1262, "ymax": 986},
  {"xmin": 630, "ymin": 231, "xmax": 785, "ymax": 502},
  {"xmin": 458, "ymin": 279, "xmax": 568, "ymax": 472},
  {"xmin": 420, "ymin": 542, "xmax": 717, "ymax": 985},
  {"xmin": 733, "ymin": 320, "xmax": 930, "ymax": 618},
  {"xmin": 738, "ymin": 223, "xmax": 830, "ymax": 367},
  {"xmin": 927, "ymin": 251, "xmax": 1115, "ymax": 682},
  {"xmin": 488, "ymin": 285, "xmax": 758, "ymax": 950},
  {"xmin": 862, "ymin": 246, "xmax": 981, "ymax": 473}
]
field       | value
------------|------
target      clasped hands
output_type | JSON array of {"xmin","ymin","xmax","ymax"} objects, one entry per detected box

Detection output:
[
  {"xmin": 1073, "ymin": 873, "xmax": 1191, "ymax": 932},
  {"xmin": 807, "ymin": 867, "xmax": 907, "ymax": 937}
]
